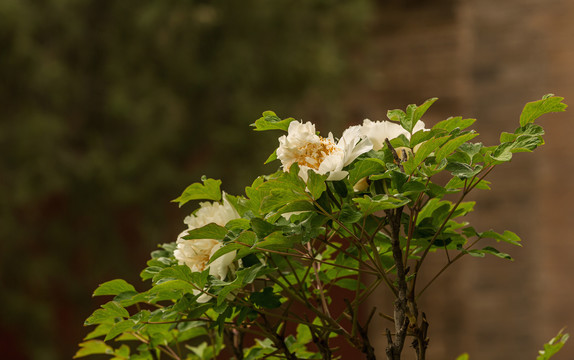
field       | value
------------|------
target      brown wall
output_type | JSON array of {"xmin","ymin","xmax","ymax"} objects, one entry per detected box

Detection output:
[{"xmin": 356, "ymin": 1, "xmax": 574, "ymax": 358}]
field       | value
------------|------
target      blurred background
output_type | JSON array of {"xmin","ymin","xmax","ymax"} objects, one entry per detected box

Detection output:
[{"xmin": 1, "ymin": 0, "xmax": 573, "ymax": 359}]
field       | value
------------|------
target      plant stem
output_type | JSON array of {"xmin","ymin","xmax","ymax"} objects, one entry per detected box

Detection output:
[{"xmin": 385, "ymin": 207, "xmax": 410, "ymax": 360}]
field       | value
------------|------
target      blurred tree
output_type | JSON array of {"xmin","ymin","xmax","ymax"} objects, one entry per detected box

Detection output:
[{"xmin": 0, "ymin": 0, "xmax": 372, "ymax": 359}]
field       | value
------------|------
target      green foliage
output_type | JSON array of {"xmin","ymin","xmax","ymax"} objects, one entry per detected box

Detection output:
[{"xmin": 80, "ymin": 96, "xmax": 568, "ymax": 359}]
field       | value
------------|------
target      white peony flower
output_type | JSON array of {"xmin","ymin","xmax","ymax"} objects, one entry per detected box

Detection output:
[
  {"xmin": 182, "ymin": 196, "xmax": 240, "ymax": 230},
  {"xmin": 276, "ymin": 121, "xmax": 372, "ymax": 181},
  {"xmin": 174, "ymin": 196, "xmax": 240, "ymax": 303},
  {"xmin": 360, "ymin": 119, "xmax": 426, "ymax": 151}
]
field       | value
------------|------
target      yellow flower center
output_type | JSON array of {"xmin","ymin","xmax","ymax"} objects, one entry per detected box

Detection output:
[
  {"xmin": 195, "ymin": 253, "xmax": 210, "ymax": 271},
  {"xmin": 295, "ymin": 137, "xmax": 338, "ymax": 170}
]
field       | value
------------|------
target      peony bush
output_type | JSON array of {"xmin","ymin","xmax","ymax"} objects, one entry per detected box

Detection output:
[{"xmin": 77, "ymin": 95, "xmax": 568, "ymax": 360}]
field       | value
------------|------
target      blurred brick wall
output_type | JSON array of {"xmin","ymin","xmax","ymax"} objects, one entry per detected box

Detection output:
[{"xmin": 353, "ymin": 0, "xmax": 574, "ymax": 358}]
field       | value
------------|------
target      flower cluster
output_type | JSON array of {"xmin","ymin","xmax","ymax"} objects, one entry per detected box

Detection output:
[
  {"xmin": 276, "ymin": 118, "xmax": 426, "ymax": 182},
  {"xmin": 176, "ymin": 118, "xmax": 427, "ymax": 279}
]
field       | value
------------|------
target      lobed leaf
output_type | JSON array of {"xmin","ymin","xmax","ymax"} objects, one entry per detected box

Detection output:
[
  {"xmin": 480, "ymin": 230, "xmax": 521, "ymax": 246},
  {"xmin": 435, "ymin": 132, "xmax": 478, "ymax": 163},
  {"xmin": 480, "ymin": 246, "xmax": 513, "ymax": 260},
  {"xmin": 183, "ymin": 223, "xmax": 228, "ymax": 241},
  {"xmin": 104, "ymin": 319, "xmax": 137, "ymax": 341},
  {"xmin": 93, "ymin": 279, "xmax": 136, "ymax": 297},
  {"xmin": 433, "ymin": 117, "xmax": 476, "ymax": 132},
  {"xmin": 348, "ymin": 158, "xmax": 385, "ymax": 187},
  {"xmin": 256, "ymin": 231, "xmax": 301, "ymax": 251},
  {"xmin": 172, "ymin": 177, "xmax": 222, "ymax": 207},
  {"xmin": 403, "ymin": 135, "xmax": 450, "ymax": 174},
  {"xmin": 85, "ymin": 301, "xmax": 130, "ymax": 326},
  {"xmin": 520, "ymin": 95, "xmax": 567, "ymax": 127},
  {"xmin": 153, "ymin": 265, "xmax": 193, "ymax": 284},
  {"xmin": 413, "ymin": 98, "xmax": 438, "ymax": 125},
  {"xmin": 338, "ymin": 203, "xmax": 363, "ymax": 224},
  {"xmin": 251, "ymin": 111, "xmax": 297, "ymax": 132},
  {"xmin": 387, "ymin": 109, "xmax": 406, "ymax": 123},
  {"xmin": 74, "ymin": 340, "xmax": 113, "ymax": 358},
  {"xmin": 353, "ymin": 194, "xmax": 410, "ymax": 216},
  {"xmin": 306, "ymin": 171, "xmax": 328, "ymax": 199},
  {"xmin": 149, "ymin": 279, "xmax": 196, "ymax": 295},
  {"xmin": 446, "ymin": 162, "xmax": 483, "ymax": 179}
]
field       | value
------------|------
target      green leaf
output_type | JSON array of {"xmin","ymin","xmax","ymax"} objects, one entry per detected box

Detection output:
[
  {"xmin": 251, "ymin": 218, "xmax": 278, "ymax": 238},
  {"xmin": 400, "ymin": 98, "xmax": 436, "ymax": 134},
  {"xmin": 433, "ymin": 117, "xmax": 476, "ymax": 132},
  {"xmin": 387, "ymin": 109, "xmax": 406, "ymax": 123},
  {"xmin": 149, "ymin": 279, "xmax": 196, "ymax": 295},
  {"xmin": 348, "ymin": 158, "xmax": 386, "ymax": 187},
  {"xmin": 490, "ymin": 142, "xmax": 514, "ymax": 163},
  {"xmin": 400, "ymin": 180, "xmax": 427, "ymax": 199},
  {"xmin": 114, "ymin": 345, "xmax": 130, "ymax": 358},
  {"xmin": 258, "ymin": 165, "xmax": 308, "ymax": 213},
  {"xmin": 401, "ymin": 104, "xmax": 418, "ymax": 132},
  {"xmin": 537, "ymin": 329, "xmax": 569, "ymax": 360},
  {"xmin": 339, "ymin": 203, "xmax": 363, "ymax": 224},
  {"xmin": 85, "ymin": 301, "xmax": 130, "ymax": 326},
  {"xmin": 209, "ymin": 231, "xmax": 257, "ymax": 262},
  {"xmin": 410, "ymin": 128, "xmax": 442, "ymax": 148},
  {"xmin": 172, "ymin": 177, "xmax": 222, "ymax": 207},
  {"xmin": 264, "ymin": 149, "xmax": 278, "ymax": 164},
  {"xmin": 390, "ymin": 170, "xmax": 408, "ymax": 191},
  {"xmin": 520, "ymin": 95, "xmax": 567, "ymax": 127},
  {"xmin": 466, "ymin": 249, "xmax": 485, "ymax": 258},
  {"xmin": 186, "ymin": 303, "xmax": 213, "ymax": 320},
  {"xmin": 183, "ymin": 223, "xmax": 228, "ymax": 241},
  {"xmin": 353, "ymin": 194, "xmax": 410, "ymax": 216},
  {"xmin": 295, "ymin": 324, "xmax": 313, "ymax": 346},
  {"xmin": 153, "ymin": 265, "xmax": 193, "ymax": 284},
  {"xmin": 403, "ymin": 135, "xmax": 450, "ymax": 174},
  {"xmin": 306, "ymin": 171, "xmax": 328, "ymax": 199},
  {"xmin": 74, "ymin": 340, "xmax": 114, "ymax": 358},
  {"xmin": 458, "ymin": 142, "xmax": 483, "ymax": 164},
  {"xmin": 84, "ymin": 323, "xmax": 113, "ymax": 340},
  {"xmin": 500, "ymin": 131, "xmax": 518, "ymax": 143},
  {"xmin": 215, "ymin": 265, "xmax": 267, "ymax": 304},
  {"xmin": 455, "ymin": 354, "xmax": 470, "ymax": 360},
  {"xmin": 267, "ymin": 200, "xmax": 316, "ymax": 223},
  {"xmin": 445, "ymin": 176, "xmax": 491, "ymax": 191},
  {"xmin": 480, "ymin": 230, "xmax": 521, "ymax": 246},
  {"xmin": 413, "ymin": 98, "xmax": 438, "ymax": 124},
  {"xmin": 225, "ymin": 218, "xmax": 251, "ymax": 232},
  {"xmin": 480, "ymin": 246, "xmax": 513, "ymax": 260},
  {"xmin": 250, "ymin": 287, "xmax": 282, "ymax": 309},
  {"xmin": 104, "ymin": 319, "xmax": 137, "ymax": 341},
  {"xmin": 435, "ymin": 132, "xmax": 478, "ymax": 163},
  {"xmin": 93, "ymin": 279, "xmax": 136, "ymax": 297},
  {"xmin": 516, "ymin": 123, "xmax": 545, "ymax": 137},
  {"xmin": 446, "ymin": 162, "xmax": 483, "ymax": 179},
  {"xmin": 251, "ymin": 111, "xmax": 297, "ymax": 131},
  {"xmin": 256, "ymin": 231, "xmax": 300, "ymax": 251},
  {"xmin": 416, "ymin": 198, "xmax": 450, "ymax": 226}
]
